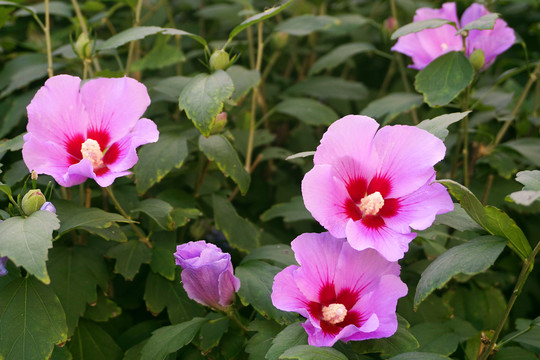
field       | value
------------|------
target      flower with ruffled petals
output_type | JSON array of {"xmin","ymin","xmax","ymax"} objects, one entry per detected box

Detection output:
[
  {"xmin": 391, "ymin": 2, "xmax": 462, "ymax": 70},
  {"xmin": 174, "ymin": 240, "xmax": 240, "ymax": 311},
  {"xmin": 23, "ymin": 75, "xmax": 159, "ymax": 187},
  {"xmin": 301, "ymin": 115, "xmax": 453, "ymax": 261},
  {"xmin": 271, "ymin": 232, "xmax": 407, "ymax": 347},
  {"xmin": 461, "ymin": 3, "xmax": 515, "ymax": 68},
  {"xmin": 392, "ymin": 2, "xmax": 515, "ymax": 70}
]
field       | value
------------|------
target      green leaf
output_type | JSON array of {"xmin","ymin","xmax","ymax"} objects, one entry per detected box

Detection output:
[
  {"xmin": 131, "ymin": 42, "xmax": 185, "ymax": 72},
  {"xmin": 213, "ymin": 195, "xmax": 260, "ymax": 252},
  {"xmin": 417, "ymin": 111, "xmax": 470, "ymax": 141},
  {"xmin": 246, "ymin": 320, "xmax": 283, "ymax": 360},
  {"xmin": 274, "ymin": 98, "xmax": 338, "ymax": 126},
  {"xmin": 0, "ymin": 133, "xmax": 24, "ymax": 156},
  {"xmin": 309, "ymin": 42, "xmax": 375, "ymax": 75},
  {"xmin": 0, "ymin": 277, "xmax": 67, "ymax": 360},
  {"xmin": 98, "ymin": 26, "xmax": 207, "ymax": 51},
  {"xmin": 433, "ymin": 203, "xmax": 482, "ymax": 232},
  {"xmin": 14, "ymin": 2, "xmax": 72, "ymax": 18},
  {"xmin": 134, "ymin": 131, "xmax": 189, "ymax": 194},
  {"xmin": 68, "ymin": 319, "xmax": 123, "ymax": 360},
  {"xmin": 390, "ymin": 353, "xmax": 451, "ymax": 360},
  {"xmin": 410, "ymin": 318, "xmax": 477, "ymax": 355},
  {"xmin": 286, "ymin": 76, "xmax": 368, "ymax": 100},
  {"xmin": 415, "ymin": 51, "xmax": 474, "ymax": 107},
  {"xmin": 106, "ymin": 240, "xmax": 152, "ymax": 280},
  {"xmin": 505, "ymin": 318, "xmax": 540, "ymax": 353},
  {"xmin": 48, "ymin": 245, "xmax": 109, "ymax": 335},
  {"xmin": 459, "ymin": 13, "xmax": 498, "ymax": 32},
  {"xmin": 0, "ymin": 54, "xmax": 60, "ymax": 98},
  {"xmin": 361, "ymin": 93, "xmax": 423, "ymax": 125},
  {"xmin": 275, "ymin": 15, "xmax": 340, "ymax": 36},
  {"xmin": 84, "ymin": 292, "xmax": 122, "ymax": 322},
  {"xmin": 391, "ymin": 19, "xmax": 454, "ymax": 40},
  {"xmin": 199, "ymin": 313, "xmax": 229, "ymax": 353},
  {"xmin": 0, "ymin": 211, "xmax": 59, "ymax": 283},
  {"xmin": 55, "ymin": 200, "xmax": 131, "ymax": 238},
  {"xmin": 150, "ymin": 246, "xmax": 176, "ymax": 281},
  {"xmin": 260, "ymin": 196, "xmax": 312, "ymax": 223},
  {"xmin": 132, "ymin": 198, "xmax": 174, "ymax": 230},
  {"xmin": 414, "ymin": 236, "xmax": 506, "ymax": 308},
  {"xmin": 143, "ymin": 270, "xmax": 205, "ymax": 324},
  {"xmin": 200, "ymin": 135, "xmax": 250, "ymax": 194},
  {"xmin": 236, "ymin": 260, "xmax": 297, "ymax": 325},
  {"xmin": 493, "ymin": 347, "xmax": 538, "ymax": 360},
  {"xmin": 241, "ymin": 244, "xmax": 297, "ymax": 268},
  {"xmin": 226, "ymin": 65, "xmax": 261, "ymax": 103},
  {"xmin": 508, "ymin": 170, "xmax": 540, "ymax": 206},
  {"xmin": 439, "ymin": 179, "xmax": 532, "ymax": 260},
  {"xmin": 278, "ymin": 345, "xmax": 347, "ymax": 359},
  {"xmin": 140, "ymin": 317, "xmax": 207, "ymax": 360},
  {"xmin": 502, "ymin": 138, "xmax": 540, "ymax": 167},
  {"xmin": 228, "ymin": 0, "xmax": 294, "ymax": 40},
  {"xmin": 266, "ymin": 322, "xmax": 308, "ymax": 360},
  {"xmin": 350, "ymin": 316, "xmax": 419, "ymax": 356},
  {"xmin": 0, "ymin": 181, "xmax": 12, "ymax": 198},
  {"xmin": 179, "ymin": 70, "xmax": 234, "ymax": 136}
]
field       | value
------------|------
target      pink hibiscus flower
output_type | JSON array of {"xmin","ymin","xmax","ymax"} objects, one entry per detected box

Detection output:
[
  {"xmin": 271, "ymin": 232, "xmax": 407, "ymax": 347},
  {"xmin": 392, "ymin": 2, "xmax": 515, "ymax": 70},
  {"xmin": 22, "ymin": 75, "xmax": 159, "ymax": 187},
  {"xmin": 301, "ymin": 115, "xmax": 453, "ymax": 261}
]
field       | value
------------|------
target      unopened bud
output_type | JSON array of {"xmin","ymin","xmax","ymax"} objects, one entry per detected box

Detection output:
[
  {"xmin": 210, "ymin": 112, "xmax": 228, "ymax": 134},
  {"xmin": 271, "ymin": 32, "xmax": 289, "ymax": 49},
  {"xmin": 75, "ymin": 33, "xmax": 92, "ymax": 60},
  {"xmin": 384, "ymin": 17, "xmax": 398, "ymax": 33},
  {"xmin": 209, "ymin": 49, "xmax": 230, "ymax": 72},
  {"xmin": 40, "ymin": 202, "xmax": 56, "ymax": 214},
  {"xmin": 469, "ymin": 48, "xmax": 485, "ymax": 72},
  {"xmin": 22, "ymin": 189, "xmax": 46, "ymax": 215}
]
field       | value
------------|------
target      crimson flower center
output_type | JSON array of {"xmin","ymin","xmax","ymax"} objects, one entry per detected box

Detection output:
[
  {"xmin": 81, "ymin": 138, "xmax": 104, "ymax": 169},
  {"xmin": 358, "ymin": 191, "xmax": 384, "ymax": 216},
  {"xmin": 321, "ymin": 303, "xmax": 347, "ymax": 325}
]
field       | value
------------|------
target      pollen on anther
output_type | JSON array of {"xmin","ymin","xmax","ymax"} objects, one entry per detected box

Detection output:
[{"xmin": 81, "ymin": 138, "xmax": 104, "ymax": 168}]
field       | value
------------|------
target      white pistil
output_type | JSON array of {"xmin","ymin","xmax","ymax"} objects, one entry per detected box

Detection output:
[
  {"xmin": 321, "ymin": 303, "xmax": 347, "ymax": 325},
  {"xmin": 358, "ymin": 191, "xmax": 384, "ymax": 216},
  {"xmin": 81, "ymin": 138, "xmax": 104, "ymax": 168}
]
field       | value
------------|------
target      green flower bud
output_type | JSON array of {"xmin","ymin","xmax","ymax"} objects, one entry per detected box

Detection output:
[
  {"xmin": 75, "ymin": 33, "xmax": 92, "ymax": 60},
  {"xmin": 210, "ymin": 112, "xmax": 228, "ymax": 134},
  {"xmin": 469, "ymin": 49, "xmax": 485, "ymax": 72},
  {"xmin": 209, "ymin": 49, "xmax": 230, "ymax": 72},
  {"xmin": 270, "ymin": 32, "xmax": 289, "ymax": 50},
  {"xmin": 22, "ymin": 189, "xmax": 46, "ymax": 216}
]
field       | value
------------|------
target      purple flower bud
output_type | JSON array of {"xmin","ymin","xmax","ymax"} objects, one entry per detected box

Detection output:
[
  {"xmin": 0, "ymin": 257, "xmax": 7, "ymax": 277},
  {"xmin": 174, "ymin": 240, "xmax": 240, "ymax": 311},
  {"xmin": 40, "ymin": 201, "xmax": 56, "ymax": 214}
]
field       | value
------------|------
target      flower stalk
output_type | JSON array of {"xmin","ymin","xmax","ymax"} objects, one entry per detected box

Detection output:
[{"xmin": 106, "ymin": 186, "xmax": 150, "ymax": 247}]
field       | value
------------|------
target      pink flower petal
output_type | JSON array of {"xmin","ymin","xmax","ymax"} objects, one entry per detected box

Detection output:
[
  {"xmin": 384, "ymin": 179, "xmax": 454, "ymax": 232},
  {"xmin": 131, "ymin": 118, "xmax": 159, "ymax": 148},
  {"xmin": 313, "ymin": 115, "xmax": 379, "ymax": 182},
  {"xmin": 271, "ymin": 265, "xmax": 310, "ymax": 318},
  {"xmin": 26, "ymin": 75, "xmax": 89, "ymax": 145},
  {"xmin": 291, "ymin": 232, "xmax": 343, "ymax": 302},
  {"xmin": 80, "ymin": 77, "xmax": 151, "ymax": 145},
  {"xmin": 302, "ymin": 165, "xmax": 351, "ymax": 239},
  {"xmin": 462, "ymin": 4, "xmax": 515, "ymax": 68},
  {"xmin": 373, "ymin": 125, "xmax": 446, "ymax": 198},
  {"xmin": 22, "ymin": 136, "xmax": 71, "ymax": 185},
  {"xmin": 345, "ymin": 220, "xmax": 416, "ymax": 261}
]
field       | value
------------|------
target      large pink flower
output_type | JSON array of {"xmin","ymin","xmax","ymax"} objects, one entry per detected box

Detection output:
[
  {"xmin": 301, "ymin": 115, "xmax": 453, "ymax": 261},
  {"xmin": 391, "ymin": 2, "xmax": 462, "ymax": 70},
  {"xmin": 23, "ymin": 75, "xmax": 159, "ymax": 187},
  {"xmin": 271, "ymin": 232, "xmax": 407, "ymax": 347},
  {"xmin": 392, "ymin": 2, "xmax": 515, "ymax": 70}
]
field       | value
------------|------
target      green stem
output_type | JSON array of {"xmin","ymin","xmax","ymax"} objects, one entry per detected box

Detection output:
[
  {"xmin": 125, "ymin": 0, "xmax": 144, "ymax": 75},
  {"xmin": 70, "ymin": 0, "xmax": 101, "ymax": 72},
  {"xmin": 224, "ymin": 307, "xmax": 249, "ymax": 333},
  {"xmin": 491, "ymin": 61, "xmax": 540, "ymax": 149},
  {"xmin": 245, "ymin": 22, "xmax": 264, "ymax": 171},
  {"xmin": 44, "ymin": 0, "xmax": 53, "ymax": 77},
  {"xmin": 462, "ymin": 85, "xmax": 471, "ymax": 188},
  {"xmin": 478, "ymin": 239, "xmax": 540, "ymax": 360},
  {"xmin": 105, "ymin": 186, "xmax": 150, "ymax": 247}
]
